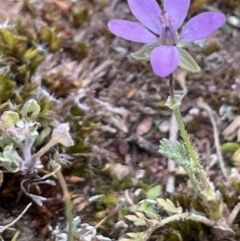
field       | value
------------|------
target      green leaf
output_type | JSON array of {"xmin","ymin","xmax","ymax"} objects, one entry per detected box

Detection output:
[
  {"xmin": 157, "ymin": 198, "xmax": 183, "ymax": 214},
  {"xmin": 21, "ymin": 99, "xmax": 40, "ymax": 119},
  {"xmin": 221, "ymin": 142, "xmax": 240, "ymax": 153},
  {"xmin": 125, "ymin": 215, "xmax": 147, "ymax": 226},
  {"xmin": 178, "ymin": 48, "xmax": 201, "ymax": 72},
  {"xmin": 131, "ymin": 44, "xmax": 157, "ymax": 61},
  {"xmin": 159, "ymin": 139, "xmax": 188, "ymax": 166},
  {"xmin": 126, "ymin": 230, "xmax": 153, "ymax": 241},
  {"xmin": 23, "ymin": 48, "xmax": 39, "ymax": 60},
  {"xmin": 0, "ymin": 136, "xmax": 10, "ymax": 148},
  {"xmin": 34, "ymin": 127, "xmax": 51, "ymax": 146},
  {"xmin": 232, "ymin": 147, "xmax": 240, "ymax": 165},
  {"xmin": 138, "ymin": 201, "xmax": 158, "ymax": 219},
  {"xmin": 0, "ymin": 144, "xmax": 22, "ymax": 172},
  {"xmin": 146, "ymin": 185, "xmax": 161, "ymax": 200},
  {"xmin": 165, "ymin": 93, "xmax": 185, "ymax": 109},
  {"xmin": 0, "ymin": 111, "xmax": 19, "ymax": 128}
]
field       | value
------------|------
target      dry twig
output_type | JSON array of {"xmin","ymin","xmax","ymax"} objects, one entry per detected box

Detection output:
[
  {"xmin": 0, "ymin": 203, "xmax": 32, "ymax": 233},
  {"xmin": 166, "ymin": 113, "xmax": 178, "ymax": 193},
  {"xmin": 197, "ymin": 98, "xmax": 229, "ymax": 181}
]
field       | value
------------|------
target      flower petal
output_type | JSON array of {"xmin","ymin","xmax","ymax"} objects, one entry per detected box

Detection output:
[
  {"xmin": 108, "ymin": 20, "xmax": 158, "ymax": 43},
  {"xmin": 150, "ymin": 46, "xmax": 180, "ymax": 77},
  {"xmin": 180, "ymin": 12, "xmax": 226, "ymax": 42},
  {"xmin": 164, "ymin": 0, "xmax": 190, "ymax": 29},
  {"xmin": 128, "ymin": 0, "xmax": 162, "ymax": 34}
]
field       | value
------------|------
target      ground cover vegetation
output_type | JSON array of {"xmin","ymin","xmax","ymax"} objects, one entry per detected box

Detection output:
[{"xmin": 0, "ymin": 0, "xmax": 240, "ymax": 241}]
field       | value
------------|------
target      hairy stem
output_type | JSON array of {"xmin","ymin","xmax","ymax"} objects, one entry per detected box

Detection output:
[
  {"xmin": 168, "ymin": 75, "xmax": 201, "ymax": 169},
  {"xmin": 167, "ymin": 74, "xmax": 223, "ymax": 221},
  {"xmin": 168, "ymin": 74, "xmax": 202, "ymax": 191}
]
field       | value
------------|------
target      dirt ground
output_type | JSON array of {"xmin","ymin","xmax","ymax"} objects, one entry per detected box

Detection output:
[{"xmin": 0, "ymin": 0, "xmax": 240, "ymax": 240}]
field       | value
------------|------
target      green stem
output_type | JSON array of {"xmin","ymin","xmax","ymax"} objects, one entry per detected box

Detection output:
[
  {"xmin": 168, "ymin": 74, "xmax": 201, "ymax": 170},
  {"xmin": 53, "ymin": 165, "xmax": 73, "ymax": 241},
  {"xmin": 167, "ymin": 74, "xmax": 223, "ymax": 221}
]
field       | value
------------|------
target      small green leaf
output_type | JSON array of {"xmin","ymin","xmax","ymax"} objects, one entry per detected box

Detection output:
[
  {"xmin": 157, "ymin": 198, "xmax": 183, "ymax": 214},
  {"xmin": 221, "ymin": 142, "xmax": 240, "ymax": 153},
  {"xmin": 159, "ymin": 139, "xmax": 188, "ymax": 165},
  {"xmin": 0, "ymin": 29, "xmax": 17, "ymax": 48},
  {"xmin": 0, "ymin": 144, "xmax": 22, "ymax": 172},
  {"xmin": 126, "ymin": 230, "xmax": 153, "ymax": 241},
  {"xmin": 131, "ymin": 44, "xmax": 157, "ymax": 61},
  {"xmin": 146, "ymin": 185, "xmax": 161, "ymax": 200},
  {"xmin": 0, "ymin": 136, "xmax": 10, "ymax": 148},
  {"xmin": 0, "ymin": 111, "xmax": 19, "ymax": 128},
  {"xmin": 178, "ymin": 48, "xmax": 201, "ymax": 72},
  {"xmin": 232, "ymin": 147, "xmax": 240, "ymax": 165},
  {"xmin": 138, "ymin": 201, "xmax": 158, "ymax": 219},
  {"xmin": 125, "ymin": 215, "xmax": 147, "ymax": 226},
  {"xmin": 21, "ymin": 99, "xmax": 40, "ymax": 119},
  {"xmin": 165, "ymin": 94, "xmax": 185, "ymax": 109},
  {"xmin": 22, "ymin": 48, "xmax": 39, "ymax": 60},
  {"xmin": 34, "ymin": 127, "xmax": 51, "ymax": 146}
]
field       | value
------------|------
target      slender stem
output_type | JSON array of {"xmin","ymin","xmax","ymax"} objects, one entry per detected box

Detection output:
[
  {"xmin": 167, "ymin": 74, "xmax": 223, "ymax": 221},
  {"xmin": 168, "ymin": 74, "xmax": 200, "ymax": 169},
  {"xmin": 169, "ymin": 74, "xmax": 175, "ymax": 105},
  {"xmin": 53, "ymin": 164, "xmax": 73, "ymax": 241}
]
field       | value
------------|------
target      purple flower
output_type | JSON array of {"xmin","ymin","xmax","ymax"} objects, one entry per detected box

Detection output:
[{"xmin": 108, "ymin": 0, "xmax": 226, "ymax": 77}]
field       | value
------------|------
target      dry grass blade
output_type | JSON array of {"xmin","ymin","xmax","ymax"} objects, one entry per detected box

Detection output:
[
  {"xmin": 197, "ymin": 98, "xmax": 229, "ymax": 182},
  {"xmin": 166, "ymin": 113, "xmax": 178, "ymax": 193},
  {"xmin": 0, "ymin": 203, "xmax": 32, "ymax": 233}
]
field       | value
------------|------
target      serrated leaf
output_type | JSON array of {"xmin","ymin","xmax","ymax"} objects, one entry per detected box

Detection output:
[
  {"xmin": 21, "ymin": 99, "xmax": 40, "ymax": 119},
  {"xmin": 157, "ymin": 198, "xmax": 182, "ymax": 214},
  {"xmin": 0, "ymin": 111, "xmax": 19, "ymax": 128},
  {"xmin": 178, "ymin": 48, "xmax": 201, "ymax": 72},
  {"xmin": 159, "ymin": 139, "xmax": 188, "ymax": 165},
  {"xmin": 146, "ymin": 185, "xmax": 161, "ymax": 200},
  {"xmin": 131, "ymin": 44, "xmax": 157, "ymax": 61}
]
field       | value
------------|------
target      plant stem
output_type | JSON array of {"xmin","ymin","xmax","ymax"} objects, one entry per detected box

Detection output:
[
  {"xmin": 168, "ymin": 74, "xmax": 201, "ymax": 170},
  {"xmin": 53, "ymin": 164, "xmax": 73, "ymax": 241},
  {"xmin": 167, "ymin": 74, "xmax": 223, "ymax": 221}
]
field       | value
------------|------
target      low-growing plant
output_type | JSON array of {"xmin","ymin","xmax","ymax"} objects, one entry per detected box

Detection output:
[
  {"xmin": 0, "ymin": 99, "xmax": 74, "ymax": 205},
  {"xmin": 108, "ymin": 0, "xmax": 240, "ymax": 240}
]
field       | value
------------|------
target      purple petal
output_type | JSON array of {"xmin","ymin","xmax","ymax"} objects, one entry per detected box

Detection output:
[
  {"xmin": 150, "ymin": 46, "xmax": 180, "ymax": 77},
  {"xmin": 180, "ymin": 12, "xmax": 226, "ymax": 42},
  {"xmin": 108, "ymin": 20, "xmax": 158, "ymax": 43},
  {"xmin": 128, "ymin": 0, "xmax": 162, "ymax": 34},
  {"xmin": 164, "ymin": 0, "xmax": 190, "ymax": 29}
]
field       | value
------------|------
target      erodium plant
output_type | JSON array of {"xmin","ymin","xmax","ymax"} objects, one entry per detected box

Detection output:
[{"xmin": 107, "ymin": 0, "xmax": 236, "ymax": 240}]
